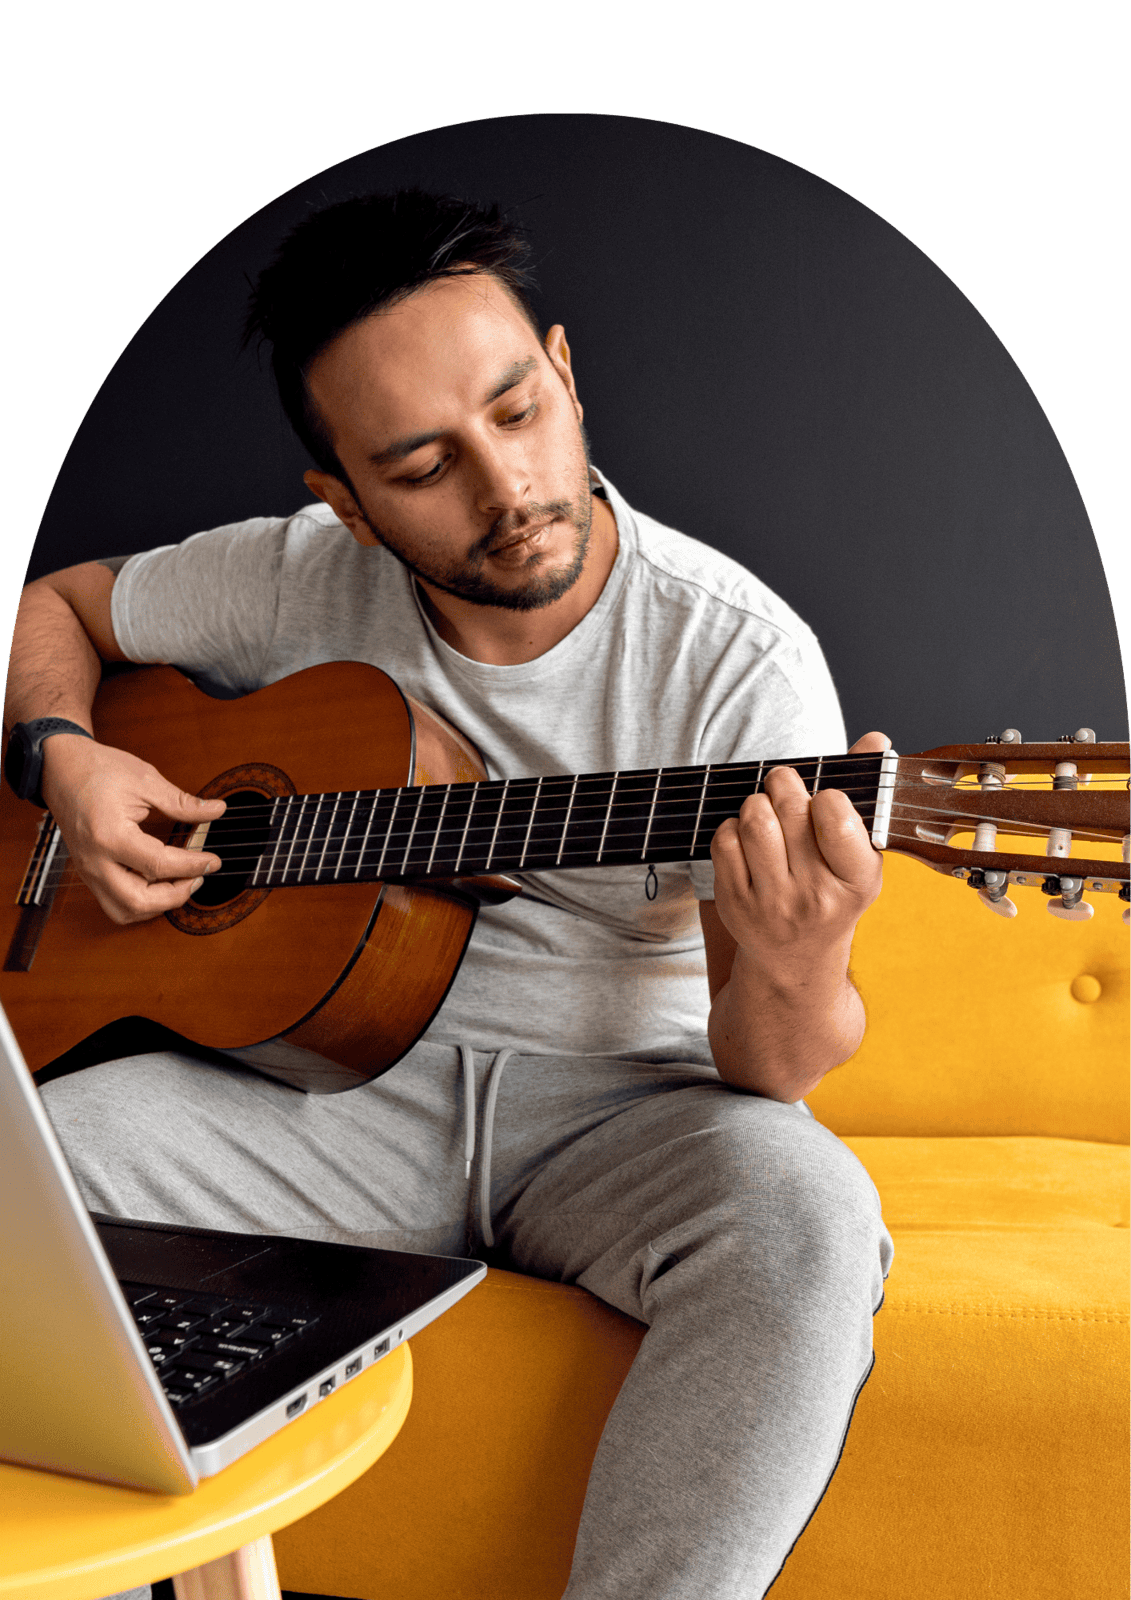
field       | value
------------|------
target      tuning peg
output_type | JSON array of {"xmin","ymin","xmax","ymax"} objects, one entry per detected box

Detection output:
[
  {"xmin": 1048, "ymin": 900, "xmax": 1095, "ymax": 922},
  {"xmin": 985, "ymin": 729, "xmax": 1022, "ymax": 744},
  {"xmin": 979, "ymin": 889, "xmax": 1019, "ymax": 918},
  {"xmin": 971, "ymin": 867, "xmax": 1018, "ymax": 917},
  {"xmin": 1045, "ymin": 874, "xmax": 1094, "ymax": 921}
]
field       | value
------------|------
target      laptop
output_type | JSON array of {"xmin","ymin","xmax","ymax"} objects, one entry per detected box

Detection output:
[{"xmin": 0, "ymin": 1002, "xmax": 485, "ymax": 1494}]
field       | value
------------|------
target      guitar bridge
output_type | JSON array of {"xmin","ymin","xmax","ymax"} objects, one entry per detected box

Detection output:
[{"xmin": 5, "ymin": 812, "xmax": 68, "ymax": 972}]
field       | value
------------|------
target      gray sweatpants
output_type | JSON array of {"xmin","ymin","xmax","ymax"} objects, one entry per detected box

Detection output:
[{"xmin": 43, "ymin": 1039, "xmax": 892, "ymax": 1600}]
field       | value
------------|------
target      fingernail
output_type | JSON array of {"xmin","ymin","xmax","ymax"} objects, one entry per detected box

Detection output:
[
  {"xmin": 189, "ymin": 876, "xmax": 204, "ymax": 892},
  {"xmin": 205, "ymin": 858, "xmax": 222, "ymax": 873}
]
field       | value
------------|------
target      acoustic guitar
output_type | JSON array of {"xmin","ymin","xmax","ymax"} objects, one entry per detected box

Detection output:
[{"xmin": 1, "ymin": 661, "xmax": 1126, "ymax": 1093}]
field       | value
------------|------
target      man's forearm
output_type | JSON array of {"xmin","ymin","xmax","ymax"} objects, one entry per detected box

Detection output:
[
  {"xmin": 4, "ymin": 574, "xmax": 110, "ymax": 732},
  {"xmin": 707, "ymin": 934, "xmax": 866, "ymax": 1103}
]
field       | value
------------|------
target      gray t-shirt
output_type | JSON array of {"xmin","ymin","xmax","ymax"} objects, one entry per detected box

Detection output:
[{"xmin": 111, "ymin": 472, "xmax": 845, "ymax": 1058}]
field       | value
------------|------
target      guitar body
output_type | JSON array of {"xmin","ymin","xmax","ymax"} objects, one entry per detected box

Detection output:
[{"xmin": 0, "ymin": 662, "xmax": 488, "ymax": 1093}]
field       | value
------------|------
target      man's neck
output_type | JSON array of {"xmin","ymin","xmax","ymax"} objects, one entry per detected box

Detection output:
[{"xmin": 414, "ymin": 494, "xmax": 620, "ymax": 666}]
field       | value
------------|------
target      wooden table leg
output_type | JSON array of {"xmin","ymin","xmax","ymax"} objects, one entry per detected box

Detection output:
[{"xmin": 171, "ymin": 1535, "xmax": 281, "ymax": 1600}]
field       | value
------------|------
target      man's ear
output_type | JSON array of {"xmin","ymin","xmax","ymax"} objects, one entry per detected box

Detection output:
[
  {"xmin": 303, "ymin": 469, "xmax": 380, "ymax": 547},
  {"xmin": 543, "ymin": 325, "xmax": 583, "ymax": 421}
]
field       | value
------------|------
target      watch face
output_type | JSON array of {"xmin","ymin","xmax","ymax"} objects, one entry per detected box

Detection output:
[{"xmin": 4, "ymin": 724, "xmax": 33, "ymax": 798}]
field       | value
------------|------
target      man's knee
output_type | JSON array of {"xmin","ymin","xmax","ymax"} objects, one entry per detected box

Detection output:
[{"xmin": 652, "ymin": 1092, "xmax": 891, "ymax": 1304}]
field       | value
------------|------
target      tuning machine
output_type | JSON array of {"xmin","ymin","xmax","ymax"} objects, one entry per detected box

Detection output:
[
  {"xmin": 972, "ymin": 742, "xmax": 1018, "ymax": 916},
  {"xmin": 968, "ymin": 867, "xmax": 1018, "ymax": 918},
  {"xmin": 1044, "ymin": 729, "xmax": 1098, "ymax": 920}
]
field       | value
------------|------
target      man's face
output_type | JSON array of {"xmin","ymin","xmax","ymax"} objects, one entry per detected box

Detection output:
[{"xmin": 303, "ymin": 274, "xmax": 594, "ymax": 611}]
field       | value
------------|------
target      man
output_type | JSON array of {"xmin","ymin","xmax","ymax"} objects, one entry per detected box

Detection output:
[{"xmin": 6, "ymin": 191, "xmax": 893, "ymax": 1599}]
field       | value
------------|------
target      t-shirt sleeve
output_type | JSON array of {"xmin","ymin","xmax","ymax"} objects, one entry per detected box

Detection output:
[
  {"xmin": 110, "ymin": 516, "xmax": 292, "ymax": 697},
  {"xmin": 688, "ymin": 619, "xmax": 847, "ymax": 901}
]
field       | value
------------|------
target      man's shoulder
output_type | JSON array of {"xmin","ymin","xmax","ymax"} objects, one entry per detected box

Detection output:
[{"xmin": 615, "ymin": 491, "xmax": 816, "ymax": 649}]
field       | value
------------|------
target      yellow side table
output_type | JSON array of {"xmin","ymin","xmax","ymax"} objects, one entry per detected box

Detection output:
[{"xmin": 0, "ymin": 1342, "xmax": 412, "ymax": 1600}]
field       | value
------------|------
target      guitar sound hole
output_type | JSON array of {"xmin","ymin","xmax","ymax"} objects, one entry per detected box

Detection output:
[{"xmin": 189, "ymin": 790, "xmax": 273, "ymax": 908}]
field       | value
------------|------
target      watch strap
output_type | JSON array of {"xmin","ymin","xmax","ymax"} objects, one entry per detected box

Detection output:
[{"xmin": 4, "ymin": 718, "xmax": 95, "ymax": 808}]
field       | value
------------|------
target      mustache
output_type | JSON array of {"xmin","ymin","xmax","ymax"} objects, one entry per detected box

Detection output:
[{"xmin": 477, "ymin": 499, "xmax": 577, "ymax": 556}]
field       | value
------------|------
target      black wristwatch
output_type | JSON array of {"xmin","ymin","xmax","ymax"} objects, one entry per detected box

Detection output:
[{"xmin": 4, "ymin": 718, "xmax": 94, "ymax": 808}]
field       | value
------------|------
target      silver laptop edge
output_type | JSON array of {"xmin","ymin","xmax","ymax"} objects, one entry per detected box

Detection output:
[
  {"xmin": 0, "ymin": 1004, "xmax": 485, "ymax": 1491},
  {"xmin": 0, "ymin": 1003, "xmax": 198, "ymax": 1493}
]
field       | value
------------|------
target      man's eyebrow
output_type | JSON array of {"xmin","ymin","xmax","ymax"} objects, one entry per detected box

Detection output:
[
  {"xmin": 368, "ymin": 356, "xmax": 541, "ymax": 467},
  {"xmin": 484, "ymin": 355, "xmax": 538, "ymax": 404},
  {"xmin": 369, "ymin": 429, "xmax": 443, "ymax": 467}
]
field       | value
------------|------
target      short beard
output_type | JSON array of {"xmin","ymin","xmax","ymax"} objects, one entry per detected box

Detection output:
[{"xmin": 355, "ymin": 430, "xmax": 596, "ymax": 613}]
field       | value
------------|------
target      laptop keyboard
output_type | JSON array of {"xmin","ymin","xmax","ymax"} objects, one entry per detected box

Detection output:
[{"xmin": 121, "ymin": 1282, "xmax": 319, "ymax": 1408}]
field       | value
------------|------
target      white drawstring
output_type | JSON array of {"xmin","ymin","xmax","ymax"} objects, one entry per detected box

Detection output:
[
  {"xmin": 477, "ymin": 1047, "xmax": 516, "ymax": 1249},
  {"xmin": 459, "ymin": 1045, "xmax": 477, "ymax": 1179}
]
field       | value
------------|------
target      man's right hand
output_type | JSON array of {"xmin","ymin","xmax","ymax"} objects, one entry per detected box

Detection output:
[{"xmin": 40, "ymin": 734, "xmax": 226, "ymax": 925}]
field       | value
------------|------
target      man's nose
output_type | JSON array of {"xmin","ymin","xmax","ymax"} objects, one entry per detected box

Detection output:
[{"xmin": 470, "ymin": 432, "xmax": 530, "ymax": 515}]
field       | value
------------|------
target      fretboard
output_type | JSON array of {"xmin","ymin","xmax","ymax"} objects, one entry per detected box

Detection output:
[{"xmin": 240, "ymin": 753, "xmax": 887, "ymax": 889}]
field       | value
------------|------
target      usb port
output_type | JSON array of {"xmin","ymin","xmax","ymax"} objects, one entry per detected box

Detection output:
[
  {"xmin": 286, "ymin": 1394, "xmax": 307, "ymax": 1418},
  {"xmin": 374, "ymin": 1336, "xmax": 391, "ymax": 1359},
  {"xmin": 345, "ymin": 1357, "xmax": 362, "ymax": 1379},
  {"xmin": 319, "ymin": 1377, "xmax": 336, "ymax": 1397}
]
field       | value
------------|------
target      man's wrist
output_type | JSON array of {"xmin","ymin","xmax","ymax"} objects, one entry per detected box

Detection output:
[{"xmin": 4, "ymin": 718, "xmax": 95, "ymax": 808}]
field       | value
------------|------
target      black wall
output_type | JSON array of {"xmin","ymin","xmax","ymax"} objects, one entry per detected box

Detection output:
[{"xmin": 30, "ymin": 115, "xmax": 1126, "ymax": 751}]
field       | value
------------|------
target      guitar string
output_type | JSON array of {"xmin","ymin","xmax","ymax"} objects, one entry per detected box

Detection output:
[
  {"xmin": 98, "ymin": 767, "xmax": 1128, "ymax": 858},
  {"xmin": 41, "ymin": 816, "xmax": 1129, "ymax": 910},
  {"xmin": 119, "ymin": 768, "xmax": 1126, "ymax": 857},
  {"xmin": 116, "ymin": 796, "xmax": 1126, "ymax": 882},
  {"xmin": 86, "ymin": 776, "xmax": 1125, "ymax": 873}
]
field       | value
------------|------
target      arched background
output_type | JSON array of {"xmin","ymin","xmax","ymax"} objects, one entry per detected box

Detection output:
[{"xmin": 27, "ymin": 114, "xmax": 1126, "ymax": 752}]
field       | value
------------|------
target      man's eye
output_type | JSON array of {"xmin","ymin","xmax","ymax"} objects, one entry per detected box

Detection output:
[
  {"xmin": 404, "ymin": 458, "xmax": 447, "ymax": 486},
  {"xmin": 502, "ymin": 403, "xmax": 537, "ymax": 426}
]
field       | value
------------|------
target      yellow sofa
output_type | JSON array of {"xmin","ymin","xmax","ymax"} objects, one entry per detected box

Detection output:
[{"xmin": 274, "ymin": 848, "xmax": 1129, "ymax": 1600}]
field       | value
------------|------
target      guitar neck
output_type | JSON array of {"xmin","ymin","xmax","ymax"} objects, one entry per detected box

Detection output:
[{"xmin": 244, "ymin": 752, "xmax": 890, "ymax": 888}]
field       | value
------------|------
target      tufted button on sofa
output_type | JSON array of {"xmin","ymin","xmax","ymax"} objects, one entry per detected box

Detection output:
[{"xmin": 275, "ymin": 848, "xmax": 1129, "ymax": 1600}]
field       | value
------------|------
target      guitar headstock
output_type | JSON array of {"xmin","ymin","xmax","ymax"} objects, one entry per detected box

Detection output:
[{"xmin": 884, "ymin": 729, "xmax": 1129, "ymax": 921}]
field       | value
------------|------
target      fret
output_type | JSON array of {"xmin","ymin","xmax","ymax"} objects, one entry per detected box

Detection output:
[
  {"xmin": 812, "ymin": 756, "xmax": 823, "ymax": 794},
  {"xmin": 426, "ymin": 785, "xmax": 453, "ymax": 875},
  {"xmin": 352, "ymin": 791, "xmax": 379, "ymax": 879},
  {"xmin": 279, "ymin": 795, "xmax": 311, "ymax": 885},
  {"xmin": 400, "ymin": 787, "xmax": 427, "ymax": 875},
  {"xmin": 376, "ymin": 790, "xmax": 403, "ymax": 878},
  {"xmin": 455, "ymin": 785, "xmax": 478, "ymax": 873},
  {"xmin": 485, "ymin": 779, "xmax": 510, "ymax": 870},
  {"xmin": 689, "ymin": 767, "xmax": 712, "ymax": 856},
  {"xmin": 254, "ymin": 797, "xmax": 278, "ymax": 886},
  {"xmin": 556, "ymin": 775, "xmax": 579, "ymax": 866},
  {"xmin": 641, "ymin": 769, "xmax": 662, "ymax": 860},
  {"xmin": 334, "ymin": 791, "xmax": 360, "ymax": 880},
  {"xmin": 596, "ymin": 773, "xmax": 619, "ymax": 863},
  {"xmin": 314, "ymin": 794, "xmax": 341, "ymax": 880},
  {"xmin": 299, "ymin": 794, "xmax": 334, "ymax": 883},
  {"xmin": 519, "ymin": 777, "xmax": 542, "ymax": 869}
]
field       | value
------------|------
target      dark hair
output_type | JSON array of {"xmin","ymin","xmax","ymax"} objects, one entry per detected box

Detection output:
[{"xmin": 243, "ymin": 190, "xmax": 541, "ymax": 478}]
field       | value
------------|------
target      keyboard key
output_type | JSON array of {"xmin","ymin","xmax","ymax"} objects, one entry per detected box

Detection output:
[
  {"xmin": 157, "ymin": 1312, "xmax": 206, "ymax": 1333},
  {"xmin": 252, "ymin": 1324, "xmax": 294, "ymax": 1347},
  {"xmin": 195, "ymin": 1336, "xmax": 271, "ymax": 1360},
  {"xmin": 176, "ymin": 1351, "xmax": 246, "ymax": 1378},
  {"xmin": 147, "ymin": 1329, "xmax": 199, "ymax": 1352},
  {"xmin": 150, "ymin": 1292, "xmax": 189, "ymax": 1310},
  {"xmin": 200, "ymin": 1316, "xmax": 250, "ymax": 1338},
  {"xmin": 162, "ymin": 1366, "xmax": 219, "ymax": 1395}
]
